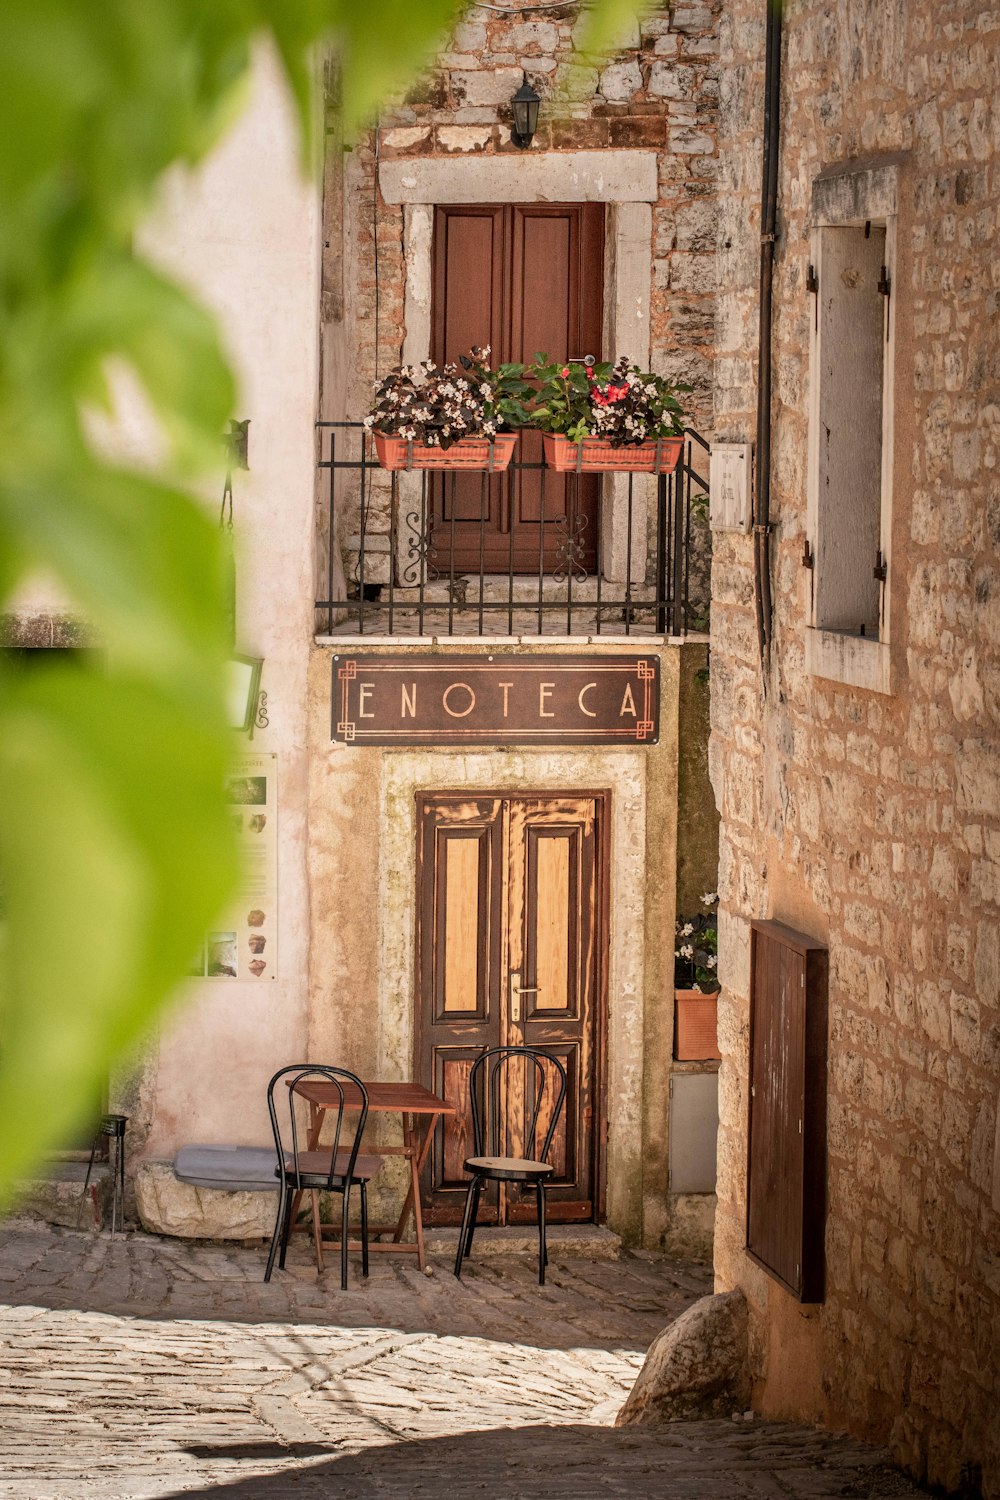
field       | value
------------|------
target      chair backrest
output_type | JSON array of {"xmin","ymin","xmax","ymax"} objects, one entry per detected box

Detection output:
[
  {"xmin": 266, "ymin": 1064, "xmax": 369, "ymax": 1191},
  {"xmin": 468, "ymin": 1046, "xmax": 567, "ymax": 1164}
]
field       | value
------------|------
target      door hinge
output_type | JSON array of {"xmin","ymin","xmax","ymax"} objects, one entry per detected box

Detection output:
[
  {"xmin": 801, "ymin": 539, "xmax": 814, "ymax": 570},
  {"xmin": 878, "ymin": 265, "xmax": 891, "ymax": 341},
  {"xmin": 806, "ymin": 263, "xmax": 818, "ymax": 331},
  {"xmin": 874, "ymin": 549, "xmax": 887, "ymax": 583}
]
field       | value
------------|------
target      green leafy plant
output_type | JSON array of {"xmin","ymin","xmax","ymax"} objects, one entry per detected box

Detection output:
[
  {"xmin": 364, "ymin": 348, "xmax": 531, "ymax": 448},
  {"xmin": 674, "ymin": 893, "xmax": 719, "ymax": 993},
  {"xmin": 528, "ymin": 354, "xmax": 688, "ymax": 445}
]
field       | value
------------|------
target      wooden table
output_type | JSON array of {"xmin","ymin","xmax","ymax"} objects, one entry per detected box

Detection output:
[{"xmin": 287, "ymin": 1079, "xmax": 453, "ymax": 1272}]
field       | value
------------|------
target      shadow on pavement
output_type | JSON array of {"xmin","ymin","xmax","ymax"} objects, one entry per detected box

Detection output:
[{"xmin": 166, "ymin": 1421, "xmax": 926, "ymax": 1500}]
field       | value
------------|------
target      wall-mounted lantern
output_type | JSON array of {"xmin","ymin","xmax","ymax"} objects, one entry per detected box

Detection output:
[
  {"xmin": 227, "ymin": 653, "xmax": 267, "ymax": 736},
  {"xmin": 510, "ymin": 75, "xmax": 541, "ymax": 150}
]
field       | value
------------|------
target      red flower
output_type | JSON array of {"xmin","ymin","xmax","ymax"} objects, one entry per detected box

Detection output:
[{"xmin": 561, "ymin": 366, "xmax": 570, "ymax": 378}]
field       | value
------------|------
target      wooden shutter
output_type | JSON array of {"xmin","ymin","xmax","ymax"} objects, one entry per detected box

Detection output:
[{"xmin": 746, "ymin": 919, "xmax": 828, "ymax": 1302}]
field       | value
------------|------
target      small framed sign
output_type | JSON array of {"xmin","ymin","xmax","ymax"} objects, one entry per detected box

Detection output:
[{"xmin": 709, "ymin": 442, "xmax": 753, "ymax": 532}]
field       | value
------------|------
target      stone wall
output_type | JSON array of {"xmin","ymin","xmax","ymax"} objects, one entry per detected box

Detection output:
[
  {"xmin": 710, "ymin": 3, "xmax": 1000, "ymax": 1497},
  {"xmin": 320, "ymin": 2, "xmax": 720, "ymax": 586}
]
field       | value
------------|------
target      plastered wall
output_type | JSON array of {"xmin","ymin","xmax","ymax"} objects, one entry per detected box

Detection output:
[{"xmin": 305, "ymin": 638, "xmax": 692, "ymax": 1246}]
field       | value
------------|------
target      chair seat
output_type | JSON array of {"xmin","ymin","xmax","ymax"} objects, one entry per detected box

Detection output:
[
  {"xmin": 279, "ymin": 1150, "xmax": 381, "ymax": 1185},
  {"xmin": 464, "ymin": 1155, "xmax": 554, "ymax": 1183}
]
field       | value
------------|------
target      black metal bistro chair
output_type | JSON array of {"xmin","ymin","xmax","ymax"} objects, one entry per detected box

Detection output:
[
  {"xmin": 264, "ymin": 1065, "xmax": 380, "ymax": 1290},
  {"xmin": 454, "ymin": 1045, "xmax": 567, "ymax": 1286}
]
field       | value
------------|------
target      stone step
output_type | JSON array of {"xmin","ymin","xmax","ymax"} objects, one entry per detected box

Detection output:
[
  {"xmin": 422, "ymin": 1223, "xmax": 621, "ymax": 1259},
  {"xmin": 9, "ymin": 1161, "xmax": 110, "ymax": 1231}
]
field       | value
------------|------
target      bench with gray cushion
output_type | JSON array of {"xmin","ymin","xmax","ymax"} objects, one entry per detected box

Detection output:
[{"xmin": 174, "ymin": 1145, "xmax": 279, "ymax": 1192}]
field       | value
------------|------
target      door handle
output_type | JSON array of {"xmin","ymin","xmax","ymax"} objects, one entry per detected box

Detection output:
[{"xmin": 509, "ymin": 970, "xmax": 540, "ymax": 1025}]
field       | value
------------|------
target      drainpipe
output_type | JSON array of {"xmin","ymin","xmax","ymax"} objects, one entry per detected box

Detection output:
[{"xmin": 753, "ymin": 0, "xmax": 782, "ymax": 674}]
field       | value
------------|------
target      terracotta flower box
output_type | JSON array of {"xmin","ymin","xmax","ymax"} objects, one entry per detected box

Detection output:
[
  {"xmin": 674, "ymin": 988, "xmax": 721, "ymax": 1061},
  {"xmin": 542, "ymin": 433, "xmax": 684, "ymax": 474},
  {"xmin": 373, "ymin": 432, "xmax": 517, "ymax": 472}
]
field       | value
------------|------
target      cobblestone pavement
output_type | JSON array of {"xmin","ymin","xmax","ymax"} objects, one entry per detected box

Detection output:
[{"xmin": 0, "ymin": 1223, "xmax": 925, "ymax": 1499}]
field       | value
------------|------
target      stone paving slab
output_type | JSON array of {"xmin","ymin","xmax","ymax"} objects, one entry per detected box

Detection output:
[{"xmin": 0, "ymin": 1223, "xmax": 926, "ymax": 1499}]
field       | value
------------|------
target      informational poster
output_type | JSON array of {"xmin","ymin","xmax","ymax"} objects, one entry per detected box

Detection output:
[{"xmin": 190, "ymin": 752, "xmax": 278, "ymax": 980}]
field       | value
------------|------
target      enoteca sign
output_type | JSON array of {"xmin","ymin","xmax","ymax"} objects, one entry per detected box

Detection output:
[{"xmin": 331, "ymin": 654, "xmax": 659, "ymax": 746}]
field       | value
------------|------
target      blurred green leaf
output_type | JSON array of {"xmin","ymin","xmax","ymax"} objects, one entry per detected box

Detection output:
[{"xmin": 0, "ymin": 663, "xmax": 238, "ymax": 1181}]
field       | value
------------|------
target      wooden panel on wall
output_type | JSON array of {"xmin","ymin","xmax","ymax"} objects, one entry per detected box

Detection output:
[
  {"xmin": 746, "ymin": 919, "xmax": 829, "ymax": 1303},
  {"xmin": 442, "ymin": 834, "xmax": 483, "ymax": 1013},
  {"xmin": 533, "ymin": 833, "xmax": 572, "ymax": 1012}
]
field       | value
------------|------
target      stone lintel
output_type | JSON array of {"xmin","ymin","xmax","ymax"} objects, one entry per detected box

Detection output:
[
  {"xmin": 811, "ymin": 159, "xmax": 902, "ymax": 227},
  {"xmin": 380, "ymin": 150, "xmax": 659, "ymax": 205}
]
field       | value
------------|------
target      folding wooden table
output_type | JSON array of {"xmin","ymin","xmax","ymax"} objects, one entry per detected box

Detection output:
[{"xmin": 288, "ymin": 1078, "xmax": 453, "ymax": 1272}]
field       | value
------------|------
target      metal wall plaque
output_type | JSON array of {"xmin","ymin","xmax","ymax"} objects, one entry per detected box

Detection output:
[{"xmin": 331, "ymin": 654, "xmax": 660, "ymax": 746}]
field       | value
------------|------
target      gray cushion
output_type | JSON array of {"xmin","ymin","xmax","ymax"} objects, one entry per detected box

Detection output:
[{"xmin": 174, "ymin": 1144, "xmax": 279, "ymax": 1192}]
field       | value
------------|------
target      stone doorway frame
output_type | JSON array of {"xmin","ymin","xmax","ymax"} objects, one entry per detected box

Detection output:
[{"xmin": 379, "ymin": 151, "xmax": 658, "ymax": 586}]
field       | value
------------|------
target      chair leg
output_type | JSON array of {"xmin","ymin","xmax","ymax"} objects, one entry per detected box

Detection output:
[
  {"xmin": 464, "ymin": 1179, "xmax": 483, "ymax": 1260},
  {"xmin": 265, "ymin": 1184, "xmax": 287, "ymax": 1281},
  {"xmin": 117, "ymin": 1131, "xmax": 126, "ymax": 1235},
  {"xmin": 310, "ymin": 1190, "xmax": 324, "ymax": 1274},
  {"xmin": 78, "ymin": 1135, "xmax": 100, "ymax": 1230},
  {"xmin": 536, "ymin": 1181, "xmax": 547, "ymax": 1287},
  {"xmin": 454, "ymin": 1179, "xmax": 477, "ymax": 1279},
  {"xmin": 277, "ymin": 1188, "xmax": 294, "ymax": 1271},
  {"xmin": 360, "ymin": 1182, "xmax": 369, "ymax": 1278},
  {"xmin": 341, "ymin": 1186, "xmax": 351, "ymax": 1291}
]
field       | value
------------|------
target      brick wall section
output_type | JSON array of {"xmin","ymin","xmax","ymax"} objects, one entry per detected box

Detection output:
[
  {"xmin": 340, "ymin": 5, "xmax": 719, "ymax": 407},
  {"xmin": 322, "ymin": 4, "xmax": 721, "ymax": 575},
  {"xmin": 710, "ymin": 2, "xmax": 1000, "ymax": 1496}
]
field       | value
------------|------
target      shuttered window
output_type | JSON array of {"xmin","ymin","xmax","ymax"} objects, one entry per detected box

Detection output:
[{"xmin": 746, "ymin": 920, "xmax": 828, "ymax": 1303}]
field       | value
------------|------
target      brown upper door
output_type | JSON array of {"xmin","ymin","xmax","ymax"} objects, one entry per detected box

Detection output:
[
  {"xmin": 415, "ymin": 792, "xmax": 605, "ymax": 1226},
  {"xmin": 430, "ymin": 204, "xmax": 605, "ymax": 573}
]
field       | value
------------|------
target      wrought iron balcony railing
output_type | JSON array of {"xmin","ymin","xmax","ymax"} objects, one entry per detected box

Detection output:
[{"xmin": 315, "ymin": 423, "xmax": 710, "ymax": 638}]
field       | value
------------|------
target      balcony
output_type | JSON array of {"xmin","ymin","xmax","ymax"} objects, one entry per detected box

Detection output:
[{"xmin": 315, "ymin": 423, "xmax": 710, "ymax": 639}]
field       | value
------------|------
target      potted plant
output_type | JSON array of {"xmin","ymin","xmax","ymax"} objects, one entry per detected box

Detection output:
[
  {"xmin": 528, "ymin": 354, "xmax": 688, "ymax": 473},
  {"xmin": 364, "ymin": 347, "xmax": 531, "ymax": 471},
  {"xmin": 674, "ymin": 892, "xmax": 721, "ymax": 1061}
]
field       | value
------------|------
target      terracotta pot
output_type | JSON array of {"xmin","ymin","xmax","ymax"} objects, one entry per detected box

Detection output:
[
  {"xmin": 674, "ymin": 988, "xmax": 721, "ymax": 1061},
  {"xmin": 542, "ymin": 432, "xmax": 683, "ymax": 474},
  {"xmin": 372, "ymin": 432, "xmax": 517, "ymax": 472}
]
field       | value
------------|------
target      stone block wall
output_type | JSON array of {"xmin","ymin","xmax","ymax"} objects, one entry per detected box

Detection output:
[
  {"xmin": 710, "ymin": 2, "xmax": 1000, "ymax": 1496},
  {"xmin": 319, "ymin": 3, "xmax": 720, "ymax": 586}
]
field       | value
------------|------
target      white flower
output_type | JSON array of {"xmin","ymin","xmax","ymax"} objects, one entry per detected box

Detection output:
[
  {"xmin": 701, "ymin": 892, "xmax": 718, "ymax": 906},
  {"xmin": 706, "ymin": 955, "xmax": 718, "ymax": 969},
  {"xmin": 680, "ymin": 944, "xmax": 694, "ymax": 959},
  {"xmin": 680, "ymin": 923, "xmax": 694, "ymax": 937}
]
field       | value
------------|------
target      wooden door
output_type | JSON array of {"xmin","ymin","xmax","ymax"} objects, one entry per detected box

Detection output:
[
  {"xmin": 430, "ymin": 204, "xmax": 605, "ymax": 573},
  {"xmin": 416, "ymin": 792, "xmax": 606, "ymax": 1225}
]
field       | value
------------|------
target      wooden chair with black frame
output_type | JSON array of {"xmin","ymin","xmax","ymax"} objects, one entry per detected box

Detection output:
[
  {"xmin": 453, "ymin": 1045, "xmax": 567, "ymax": 1286},
  {"xmin": 264, "ymin": 1064, "xmax": 381, "ymax": 1290}
]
